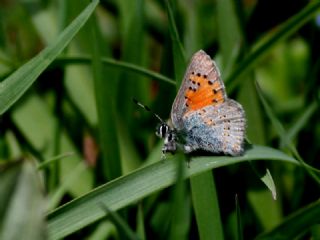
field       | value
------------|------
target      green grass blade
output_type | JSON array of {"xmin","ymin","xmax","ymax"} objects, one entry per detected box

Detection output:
[
  {"xmin": 47, "ymin": 145, "xmax": 297, "ymax": 239},
  {"xmin": 87, "ymin": 221, "xmax": 116, "ymax": 240},
  {"xmin": 47, "ymin": 162, "xmax": 89, "ymax": 211},
  {"xmin": 165, "ymin": 2, "xmax": 191, "ymax": 238},
  {"xmin": 238, "ymin": 79, "xmax": 266, "ymax": 145},
  {"xmin": 169, "ymin": 155, "xmax": 190, "ymax": 240},
  {"xmin": 117, "ymin": 0, "xmax": 147, "ymax": 126},
  {"xmin": 217, "ymin": 0, "xmax": 241, "ymax": 68},
  {"xmin": 226, "ymin": 1, "xmax": 320, "ymax": 92},
  {"xmin": 136, "ymin": 204, "xmax": 146, "ymax": 240},
  {"xmin": 90, "ymin": 11, "xmax": 122, "ymax": 180},
  {"xmin": 99, "ymin": 203, "xmax": 141, "ymax": 240},
  {"xmin": 37, "ymin": 152, "xmax": 74, "ymax": 170},
  {"xmin": 256, "ymin": 200, "xmax": 320, "ymax": 240},
  {"xmin": 260, "ymin": 169, "xmax": 277, "ymax": 200},
  {"xmin": 165, "ymin": 3, "xmax": 224, "ymax": 238},
  {"xmin": 256, "ymin": 81, "xmax": 320, "ymax": 184},
  {"xmin": 0, "ymin": 0, "xmax": 99, "ymax": 114},
  {"xmin": 53, "ymin": 56, "xmax": 175, "ymax": 85},
  {"xmin": 166, "ymin": 0, "xmax": 186, "ymax": 85},
  {"xmin": 235, "ymin": 195, "xmax": 243, "ymax": 240},
  {"xmin": 190, "ymin": 171, "xmax": 224, "ymax": 240},
  {"xmin": 281, "ymin": 101, "xmax": 318, "ymax": 148}
]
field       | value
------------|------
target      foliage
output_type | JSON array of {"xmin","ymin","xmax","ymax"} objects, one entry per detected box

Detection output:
[{"xmin": 1, "ymin": 0, "xmax": 320, "ymax": 239}]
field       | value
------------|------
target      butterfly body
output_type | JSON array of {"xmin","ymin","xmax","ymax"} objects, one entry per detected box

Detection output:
[{"xmin": 161, "ymin": 50, "xmax": 246, "ymax": 156}]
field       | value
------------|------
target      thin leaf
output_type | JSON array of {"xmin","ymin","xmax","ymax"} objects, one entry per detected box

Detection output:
[
  {"xmin": 47, "ymin": 162, "xmax": 88, "ymax": 210},
  {"xmin": 281, "ymin": 101, "xmax": 317, "ymax": 148},
  {"xmin": 47, "ymin": 145, "xmax": 298, "ymax": 239},
  {"xmin": 260, "ymin": 169, "xmax": 277, "ymax": 200},
  {"xmin": 169, "ymin": 155, "xmax": 190, "ymax": 240},
  {"xmin": 165, "ymin": 2, "xmax": 191, "ymax": 239},
  {"xmin": 256, "ymin": 81, "xmax": 320, "ymax": 184},
  {"xmin": 0, "ymin": 0, "xmax": 99, "ymax": 114},
  {"xmin": 166, "ymin": 0, "xmax": 186, "ymax": 85},
  {"xmin": 190, "ymin": 171, "xmax": 224, "ymax": 240},
  {"xmin": 99, "ymin": 203, "xmax": 141, "ymax": 240},
  {"xmin": 53, "ymin": 56, "xmax": 175, "ymax": 85},
  {"xmin": 136, "ymin": 204, "xmax": 146, "ymax": 240},
  {"xmin": 87, "ymin": 221, "xmax": 116, "ymax": 240},
  {"xmin": 256, "ymin": 200, "xmax": 320, "ymax": 240},
  {"xmin": 235, "ymin": 194, "xmax": 243, "ymax": 240},
  {"xmin": 90, "ymin": 10, "xmax": 122, "ymax": 180},
  {"xmin": 217, "ymin": 0, "xmax": 241, "ymax": 68},
  {"xmin": 37, "ymin": 152, "xmax": 74, "ymax": 170},
  {"xmin": 226, "ymin": 2, "xmax": 320, "ymax": 92}
]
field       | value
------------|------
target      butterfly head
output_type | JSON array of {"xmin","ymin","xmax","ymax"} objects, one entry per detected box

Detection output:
[{"xmin": 156, "ymin": 123, "xmax": 177, "ymax": 154}]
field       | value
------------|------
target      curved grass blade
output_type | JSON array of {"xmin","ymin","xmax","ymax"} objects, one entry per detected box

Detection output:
[
  {"xmin": 37, "ymin": 152, "xmax": 74, "ymax": 170},
  {"xmin": 0, "ymin": 0, "xmax": 99, "ymax": 114},
  {"xmin": 47, "ymin": 145, "xmax": 297, "ymax": 239},
  {"xmin": 256, "ymin": 81, "xmax": 320, "ymax": 184},
  {"xmin": 226, "ymin": 2, "xmax": 320, "ymax": 92},
  {"xmin": 256, "ymin": 200, "xmax": 320, "ymax": 240},
  {"xmin": 281, "ymin": 101, "xmax": 317, "ymax": 148},
  {"xmin": 53, "ymin": 56, "xmax": 175, "ymax": 85},
  {"xmin": 260, "ymin": 169, "xmax": 277, "ymax": 200}
]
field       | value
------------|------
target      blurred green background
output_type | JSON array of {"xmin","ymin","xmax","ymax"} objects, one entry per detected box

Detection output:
[{"xmin": 1, "ymin": 0, "xmax": 320, "ymax": 239}]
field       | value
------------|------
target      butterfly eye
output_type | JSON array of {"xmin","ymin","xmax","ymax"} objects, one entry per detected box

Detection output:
[
  {"xmin": 156, "ymin": 123, "xmax": 169, "ymax": 138},
  {"xmin": 161, "ymin": 124, "xmax": 169, "ymax": 138}
]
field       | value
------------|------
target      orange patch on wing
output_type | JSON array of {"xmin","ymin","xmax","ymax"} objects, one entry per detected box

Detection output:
[{"xmin": 185, "ymin": 74, "xmax": 225, "ymax": 111}]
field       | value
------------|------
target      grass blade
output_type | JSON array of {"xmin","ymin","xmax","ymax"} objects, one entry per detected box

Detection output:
[
  {"xmin": 260, "ymin": 169, "xmax": 277, "ymax": 200},
  {"xmin": 190, "ymin": 171, "xmax": 224, "ymax": 240},
  {"xmin": 217, "ymin": 0, "xmax": 241, "ymax": 68},
  {"xmin": 226, "ymin": 2, "xmax": 320, "ymax": 92},
  {"xmin": 169, "ymin": 155, "xmax": 190, "ymax": 240},
  {"xmin": 0, "ymin": 0, "xmax": 99, "ymax": 114},
  {"xmin": 47, "ymin": 145, "xmax": 297, "ymax": 239},
  {"xmin": 99, "ymin": 203, "xmax": 140, "ymax": 240},
  {"xmin": 256, "ymin": 200, "xmax": 320, "ymax": 240},
  {"xmin": 53, "ymin": 56, "xmax": 175, "ymax": 85},
  {"xmin": 281, "ymin": 101, "xmax": 317, "ymax": 148},
  {"xmin": 235, "ymin": 194, "xmax": 243, "ymax": 240},
  {"xmin": 166, "ymin": 0, "xmax": 186, "ymax": 85},
  {"xmin": 256, "ymin": 81, "xmax": 320, "ymax": 184},
  {"xmin": 90, "ymin": 10, "xmax": 122, "ymax": 180}
]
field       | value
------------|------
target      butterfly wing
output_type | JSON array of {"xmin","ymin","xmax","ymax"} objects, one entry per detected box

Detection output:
[
  {"xmin": 182, "ymin": 99, "xmax": 246, "ymax": 155},
  {"xmin": 171, "ymin": 50, "xmax": 227, "ymax": 130},
  {"xmin": 170, "ymin": 50, "xmax": 246, "ymax": 155}
]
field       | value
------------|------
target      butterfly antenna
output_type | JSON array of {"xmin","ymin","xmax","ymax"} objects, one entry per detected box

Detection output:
[{"xmin": 133, "ymin": 98, "xmax": 165, "ymax": 123}]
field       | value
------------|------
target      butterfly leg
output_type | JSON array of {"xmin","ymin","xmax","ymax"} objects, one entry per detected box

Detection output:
[
  {"xmin": 161, "ymin": 130, "xmax": 178, "ymax": 154},
  {"xmin": 160, "ymin": 151, "xmax": 166, "ymax": 160}
]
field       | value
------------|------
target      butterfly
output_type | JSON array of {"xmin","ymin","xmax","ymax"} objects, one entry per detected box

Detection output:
[{"xmin": 135, "ymin": 50, "xmax": 246, "ymax": 156}]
